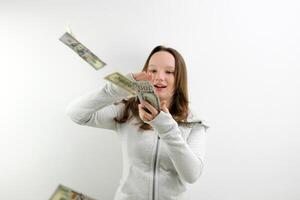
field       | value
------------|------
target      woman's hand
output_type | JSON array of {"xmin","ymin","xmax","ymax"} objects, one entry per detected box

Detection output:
[
  {"xmin": 132, "ymin": 71, "xmax": 153, "ymax": 81},
  {"xmin": 138, "ymin": 100, "xmax": 169, "ymax": 122}
]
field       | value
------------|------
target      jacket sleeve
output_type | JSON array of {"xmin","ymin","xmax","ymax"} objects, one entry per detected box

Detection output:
[
  {"xmin": 147, "ymin": 111, "xmax": 208, "ymax": 184},
  {"xmin": 65, "ymin": 74, "xmax": 136, "ymax": 131}
]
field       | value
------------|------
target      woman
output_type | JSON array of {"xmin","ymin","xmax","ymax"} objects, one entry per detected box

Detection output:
[{"xmin": 66, "ymin": 45, "xmax": 209, "ymax": 200}]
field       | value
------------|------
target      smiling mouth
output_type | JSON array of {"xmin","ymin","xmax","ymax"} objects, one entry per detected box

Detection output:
[{"xmin": 154, "ymin": 84, "xmax": 167, "ymax": 89}]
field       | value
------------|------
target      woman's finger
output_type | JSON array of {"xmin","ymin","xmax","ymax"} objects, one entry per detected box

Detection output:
[
  {"xmin": 133, "ymin": 71, "xmax": 147, "ymax": 81},
  {"xmin": 132, "ymin": 72, "xmax": 144, "ymax": 80},
  {"xmin": 145, "ymin": 72, "xmax": 153, "ymax": 81},
  {"xmin": 142, "ymin": 100, "xmax": 158, "ymax": 115},
  {"xmin": 138, "ymin": 104, "xmax": 152, "ymax": 121},
  {"xmin": 133, "ymin": 71, "xmax": 153, "ymax": 82},
  {"xmin": 140, "ymin": 108, "xmax": 152, "ymax": 121}
]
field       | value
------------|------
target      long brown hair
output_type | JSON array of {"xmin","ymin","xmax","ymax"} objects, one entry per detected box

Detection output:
[{"xmin": 114, "ymin": 45, "xmax": 189, "ymax": 130}]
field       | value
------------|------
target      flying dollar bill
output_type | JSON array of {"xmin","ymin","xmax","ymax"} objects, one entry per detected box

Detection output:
[
  {"xmin": 59, "ymin": 32, "xmax": 106, "ymax": 70},
  {"xmin": 49, "ymin": 184, "xmax": 96, "ymax": 200},
  {"xmin": 104, "ymin": 72, "xmax": 137, "ymax": 96},
  {"xmin": 132, "ymin": 81, "xmax": 160, "ymax": 111}
]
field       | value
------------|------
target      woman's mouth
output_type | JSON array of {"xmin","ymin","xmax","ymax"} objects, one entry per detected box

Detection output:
[{"xmin": 154, "ymin": 84, "xmax": 167, "ymax": 92}]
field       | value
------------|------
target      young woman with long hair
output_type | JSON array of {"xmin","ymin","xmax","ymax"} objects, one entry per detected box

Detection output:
[{"xmin": 66, "ymin": 45, "xmax": 209, "ymax": 200}]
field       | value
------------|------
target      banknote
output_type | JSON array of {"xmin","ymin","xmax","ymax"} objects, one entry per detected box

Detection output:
[
  {"xmin": 49, "ymin": 184, "xmax": 96, "ymax": 200},
  {"xmin": 59, "ymin": 32, "xmax": 106, "ymax": 70},
  {"xmin": 132, "ymin": 81, "xmax": 160, "ymax": 111},
  {"xmin": 104, "ymin": 72, "xmax": 160, "ymax": 111},
  {"xmin": 104, "ymin": 72, "xmax": 137, "ymax": 96}
]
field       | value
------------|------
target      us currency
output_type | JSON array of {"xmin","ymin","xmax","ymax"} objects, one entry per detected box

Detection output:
[
  {"xmin": 49, "ymin": 184, "xmax": 96, "ymax": 200},
  {"xmin": 132, "ymin": 81, "xmax": 160, "ymax": 111},
  {"xmin": 59, "ymin": 32, "xmax": 106, "ymax": 70},
  {"xmin": 104, "ymin": 72, "xmax": 160, "ymax": 110},
  {"xmin": 104, "ymin": 72, "xmax": 137, "ymax": 96}
]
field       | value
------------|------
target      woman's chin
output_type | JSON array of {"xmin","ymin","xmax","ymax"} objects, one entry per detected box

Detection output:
[{"xmin": 157, "ymin": 95, "xmax": 168, "ymax": 102}]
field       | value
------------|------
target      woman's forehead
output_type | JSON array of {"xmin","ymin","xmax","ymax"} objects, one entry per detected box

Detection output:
[{"xmin": 148, "ymin": 51, "xmax": 175, "ymax": 68}]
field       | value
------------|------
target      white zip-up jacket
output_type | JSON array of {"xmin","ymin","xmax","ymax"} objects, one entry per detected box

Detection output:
[{"xmin": 65, "ymin": 74, "xmax": 209, "ymax": 200}]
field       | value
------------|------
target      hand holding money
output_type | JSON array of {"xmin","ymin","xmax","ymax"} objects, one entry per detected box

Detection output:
[
  {"xmin": 104, "ymin": 72, "xmax": 160, "ymax": 111},
  {"xmin": 138, "ymin": 99, "xmax": 170, "ymax": 122},
  {"xmin": 131, "ymin": 71, "xmax": 161, "ymax": 113},
  {"xmin": 132, "ymin": 80, "xmax": 160, "ymax": 111}
]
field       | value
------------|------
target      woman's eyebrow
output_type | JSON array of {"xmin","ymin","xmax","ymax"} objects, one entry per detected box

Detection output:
[
  {"xmin": 148, "ymin": 64, "xmax": 175, "ymax": 68},
  {"xmin": 166, "ymin": 66, "xmax": 175, "ymax": 70}
]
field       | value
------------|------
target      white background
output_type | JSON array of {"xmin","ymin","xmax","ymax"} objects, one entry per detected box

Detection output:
[{"xmin": 0, "ymin": 0, "xmax": 299, "ymax": 199}]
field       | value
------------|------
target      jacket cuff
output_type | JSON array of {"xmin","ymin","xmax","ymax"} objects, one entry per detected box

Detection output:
[{"xmin": 147, "ymin": 111, "xmax": 178, "ymax": 135}]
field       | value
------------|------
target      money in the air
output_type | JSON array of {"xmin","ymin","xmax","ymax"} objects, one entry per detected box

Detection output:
[
  {"xmin": 49, "ymin": 184, "xmax": 96, "ymax": 200},
  {"xmin": 104, "ymin": 72, "xmax": 137, "ymax": 96},
  {"xmin": 59, "ymin": 32, "xmax": 106, "ymax": 70}
]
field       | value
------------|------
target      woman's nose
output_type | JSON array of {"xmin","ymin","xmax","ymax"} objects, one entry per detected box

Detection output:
[{"xmin": 154, "ymin": 71, "xmax": 164, "ymax": 80}]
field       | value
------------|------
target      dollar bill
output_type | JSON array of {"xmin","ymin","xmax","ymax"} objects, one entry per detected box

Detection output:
[
  {"xmin": 59, "ymin": 32, "xmax": 106, "ymax": 70},
  {"xmin": 132, "ymin": 81, "xmax": 160, "ymax": 111},
  {"xmin": 49, "ymin": 184, "xmax": 96, "ymax": 200},
  {"xmin": 104, "ymin": 72, "xmax": 137, "ymax": 96},
  {"xmin": 104, "ymin": 72, "xmax": 160, "ymax": 111}
]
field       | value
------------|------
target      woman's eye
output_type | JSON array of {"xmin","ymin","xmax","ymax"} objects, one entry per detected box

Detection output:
[
  {"xmin": 150, "ymin": 70, "xmax": 157, "ymax": 73},
  {"xmin": 166, "ymin": 71, "xmax": 174, "ymax": 74}
]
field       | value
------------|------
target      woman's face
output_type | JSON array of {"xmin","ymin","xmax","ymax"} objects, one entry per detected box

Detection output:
[{"xmin": 147, "ymin": 51, "xmax": 176, "ymax": 102}]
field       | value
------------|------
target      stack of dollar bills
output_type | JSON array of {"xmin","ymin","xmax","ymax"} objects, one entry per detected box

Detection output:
[
  {"xmin": 49, "ymin": 184, "xmax": 96, "ymax": 200},
  {"xmin": 105, "ymin": 72, "xmax": 160, "ymax": 110}
]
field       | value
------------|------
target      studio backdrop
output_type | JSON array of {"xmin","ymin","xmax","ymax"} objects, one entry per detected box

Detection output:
[{"xmin": 0, "ymin": 0, "xmax": 299, "ymax": 199}]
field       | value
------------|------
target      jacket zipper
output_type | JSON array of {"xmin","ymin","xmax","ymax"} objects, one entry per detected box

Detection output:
[{"xmin": 152, "ymin": 135, "xmax": 160, "ymax": 200}]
